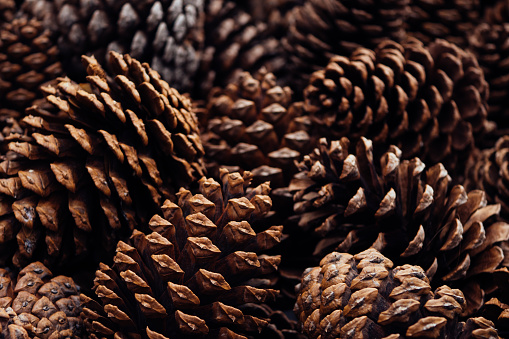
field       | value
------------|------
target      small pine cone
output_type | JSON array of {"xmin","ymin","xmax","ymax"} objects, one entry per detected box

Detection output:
[
  {"xmin": 294, "ymin": 248, "xmax": 501, "ymax": 339},
  {"xmin": 406, "ymin": 0, "xmax": 481, "ymax": 48},
  {"xmin": 0, "ymin": 261, "xmax": 83, "ymax": 338},
  {"xmin": 21, "ymin": 0, "xmax": 205, "ymax": 92},
  {"xmin": 282, "ymin": 0, "xmax": 410, "ymax": 92},
  {"xmin": 81, "ymin": 169, "xmax": 285, "ymax": 338},
  {"xmin": 290, "ymin": 137, "xmax": 509, "ymax": 315},
  {"xmin": 0, "ymin": 17, "xmax": 63, "ymax": 140},
  {"xmin": 0, "ymin": 51, "xmax": 205, "ymax": 269},
  {"xmin": 304, "ymin": 38, "xmax": 488, "ymax": 175},
  {"xmin": 202, "ymin": 69, "xmax": 311, "ymax": 188}
]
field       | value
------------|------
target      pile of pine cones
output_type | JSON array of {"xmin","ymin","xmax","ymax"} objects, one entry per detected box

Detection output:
[{"xmin": 2, "ymin": 0, "xmax": 509, "ymax": 338}]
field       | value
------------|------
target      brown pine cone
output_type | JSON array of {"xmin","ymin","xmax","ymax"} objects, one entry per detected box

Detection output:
[
  {"xmin": 81, "ymin": 169, "xmax": 285, "ymax": 338},
  {"xmin": 406, "ymin": 0, "xmax": 481, "ymax": 48},
  {"xmin": 21, "ymin": 0, "xmax": 205, "ymax": 92},
  {"xmin": 0, "ymin": 16, "xmax": 63, "ymax": 141},
  {"xmin": 289, "ymin": 137, "xmax": 509, "ymax": 315},
  {"xmin": 202, "ymin": 68, "xmax": 311, "ymax": 188},
  {"xmin": 0, "ymin": 261, "xmax": 83, "ymax": 338},
  {"xmin": 282, "ymin": 0, "xmax": 410, "ymax": 92},
  {"xmin": 0, "ymin": 51, "xmax": 205, "ymax": 269},
  {"xmin": 294, "ymin": 248, "xmax": 501, "ymax": 339},
  {"xmin": 304, "ymin": 38, "xmax": 488, "ymax": 175}
]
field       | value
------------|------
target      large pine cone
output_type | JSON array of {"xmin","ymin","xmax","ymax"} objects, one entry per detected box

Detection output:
[
  {"xmin": 294, "ymin": 248, "xmax": 501, "ymax": 339},
  {"xmin": 282, "ymin": 0, "xmax": 410, "ymax": 93},
  {"xmin": 0, "ymin": 51, "xmax": 205, "ymax": 269},
  {"xmin": 0, "ymin": 17, "xmax": 62, "ymax": 141},
  {"xmin": 0, "ymin": 261, "xmax": 83, "ymax": 338},
  {"xmin": 202, "ymin": 69, "xmax": 311, "ymax": 188},
  {"xmin": 304, "ymin": 38, "xmax": 488, "ymax": 175},
  {"xmin": 406, "ymin": 0, "xmax": 481, "ymax": 48},
  {"xmin": 81, "ymin": 170, "xmax": 285, "ymax": 338},
  {"xmin": 21, "ymin": 0, "xmax": 204, "ymax": 92},
  {"xmin": 290, "ymin": 137, "xmax": 509, "ymax": 314}
]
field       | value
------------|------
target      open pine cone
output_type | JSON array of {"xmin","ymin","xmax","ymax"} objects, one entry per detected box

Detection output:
[
  {"xmin": 81, "ymin": 169, "xmax": 285, "ymax": 338},
  {"xmin": 0, "ymin": 16, "xmax": 62, "ymax": 141},
  {"xmin": 294, "ymin": 248, "xmax": 501, "ymax": 339},
  {"xmin": 0, "ymin": 51, "xmax": 205, "ymax": 269},
  {"xmin": 290, "ymin": 137, "xmax": 509, "ymax": 315},
  {"xmin": 304, "ymin": 38, "xmax": 488, "ymax": 176},
  {"xmin": 21, "ymin": 0, "xmax": 204, "ymax": 92},
  {"xmin": 0, "ymin": 261, "xmax": 83, "ymax": 338}
]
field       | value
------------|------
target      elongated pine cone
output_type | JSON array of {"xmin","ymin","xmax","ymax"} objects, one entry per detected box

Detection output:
[
  {"xmin": 0, "ymin": 17, "xmax": 62, "ymax": 141},
  {"xmin": 290, "ymin": 137, "xmax": 509, "ymax": 314},
  {"xmin": 304, "ymin": 39, "xmax": 488, "ymax": 175},
  {"xmin": 81, "ymin": 170, "xmax": 284, "ymax": 338},
  {"xmin": 0, "ymin": 51, "xmax": 205, "ymax": 269},
  {"xmin": 202, "ymin": 69, "xmax": 311, "ymax": 188},
  {"xmin": 0, "ymin": 261, "xmax": 83, "ymax": 338},
  {"xmin": 294, "ymin": 248, "xmax": 501, "ymax": 339},
  {"xmin": 21, "ymin": 0, "xmax": 205, "ymax": 91},
  {"xmin": 282, "ymin": 0, "xmax": 410, "ymax": 92}
]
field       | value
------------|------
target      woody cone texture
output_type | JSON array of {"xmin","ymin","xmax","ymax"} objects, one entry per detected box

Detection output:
[
  {"xmin": 0, "ymin": 51, "xmax": 205, "ymax": 268},
  {"xmin": 0, "ymin": 261, "xmax": 83, "ymax": 338},
  {"xmin": 304, "ymin": 38, "xmax": 488, "ymax": 174},
  {"xmin": 0, "ymin": 17, "xmax": 62, "ymax": 140},
  {"xmin": 294, "ymin": 248, "xmax": 500, "ymax": 339},
  {"xmin": 202, "ymin": 69, "xmax": 311, "ymax": 187},
  {"xmin": 290, "ymin": 137, "xmax": 509, "ymax": 314},
  {"xmin": 81, "ymin": 170, "xmax": 284, "ymax": 338}
]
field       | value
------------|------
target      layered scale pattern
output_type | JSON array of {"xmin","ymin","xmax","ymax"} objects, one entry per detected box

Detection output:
[
  {"xmin": 294, "ymin": 248, "xmax": 500, "ymax": 338},
  {"xmin": 290, "ymin": 137, "xmax": 509, "ymax": 314},
  {"xmin": 0, "ymin": 51, "xmax": 205, "ymax": 268},
  {"xmin": 304, "ymin": 39, "xmax": 488, "ymax": 174},
  {"xmin": 0, "ymin": 261, "xmax": 82, "ymax": 338},
  {"xmin": 81, "ymin": 170, "xmax": 285, "ymax": 338}
]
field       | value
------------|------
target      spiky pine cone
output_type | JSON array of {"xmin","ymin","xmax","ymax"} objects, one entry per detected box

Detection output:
[
  {"xmin": 282, "ymin": 0, "xmax": 410, "ymax": 93},
  {"xmin": 0, "ymin": 51, "xmax": 205, "ymax": 270},
  {"xmin": 80, "ymin": 169, "xmax": 285, "ymax": 338},
  {"xmin": 304, "ymin": 38, "xmax": 488, "ymax": 176},
  {"xmin": 202, "ymin": 68, "xmax": 311, "ymax": 188},
  {"xmin": 290, "ymin": 137, "xmax": 509, "ymax": 315},
  {"xmin": 0, "ymin": 261, "xmax": 83, "ymax": 338},
  {"xmin": 294, "ymin": 248, "xmax": 501, "ymax": 339},
  {"xmin": 0, "ymin": 17, "xmax": 62, "ymax": 141},
  {"xmin": 21, "ymin": 0, "xmax": 204, "ymax": 92},
  {"xmin": 405, "ymin": 0, "xmax": 481, "ymax": 48}
]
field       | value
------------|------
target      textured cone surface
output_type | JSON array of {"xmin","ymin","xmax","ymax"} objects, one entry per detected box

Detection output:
[
  {"xmin": 0, "ymin": 51, "xmax": 205, "ymax": 269},
  {"xmin": 0, "ymin": 16, "xmax": 62, "ymax": 140},
  {"xmin": 290, "ymin": 137, "xmax": 509, "ymax": 315},
  {"xmin": 282, "ymin": 0, "xmax": 410, "ymax": 92},
  {"xmin": 81, "ymin": 169, "xmax": 284, "ymax": 338},
  {"xmin": 21, "ymin": 0, "xmax": 205, "ymax": 92},
  {"xmin": 304, "ymin": 38, "xmax": 488, "ymax": 175},
  {"xmin": 196, "ymin": 0, "xmax": 287, "ymax": 96},
  {"xmin": 294, "ymin": 248, "xmax": 500, "ymax": 339},
  {"xmin": 406, "ymin": 0, "xmax": 482, "ymax": 48},
  {"xmin": 202, "ymin": 68, "xmax": 310, "ymax": 187},
  {"xmin": 0, "ymin": 261, "xmax": 83, "ymax": 338}
]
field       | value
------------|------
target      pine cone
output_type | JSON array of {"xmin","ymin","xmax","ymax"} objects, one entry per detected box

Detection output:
[
  {"xmin": 304, "ymin": 38, "xmax": 488, "ymax": 175},
  {"xmin": 0, "ymin": 17, "xmax": 62, "ymax": 141},
  {"xmin": 81, "ymin": 169, "xmax": 285, "ymax": 338},
  {"xmin": 0, "ymin": 261, "xmax": 83, "ymax": 338},
  {"xmin": 0, "ymin": 51, "xmax": 205, "ymax": 269},
  {"xmin": 290, "ymin": 137, "xmax": 509, "ymax": 315},
  {"xmin": 202, "ymin": 69, "xmax": 311, "ymax": 188},
  {"xmin": 282, "ymin": 0, "xmax": 410, "ymax": 92},
  {"xmin": 406, "ymin": 0, "xmax": 481, "ymax": 48},
  {"xmin": 21, "ymin": 0, "xmax": 205, "ymax": 92},
  {"xmin": 294, "ymin": 248, "xmax": 501, "ymax": 339}
]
